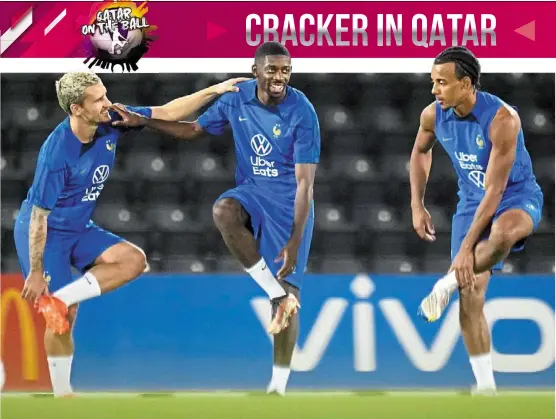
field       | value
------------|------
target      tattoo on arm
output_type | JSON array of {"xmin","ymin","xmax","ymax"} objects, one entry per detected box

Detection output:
[{"xmin": 29, "ymin": 206, "xmax": 50, "ymax": 273}]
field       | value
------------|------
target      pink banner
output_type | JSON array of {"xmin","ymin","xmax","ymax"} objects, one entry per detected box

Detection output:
[{"xmin": 0, "ymin": 1, "xmax": 554, "ymax": 59}]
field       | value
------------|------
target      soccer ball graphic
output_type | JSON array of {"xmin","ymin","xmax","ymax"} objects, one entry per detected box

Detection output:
[{"xmin": 91, "ymin": 24, "xmax": 143, "ymax": 59}]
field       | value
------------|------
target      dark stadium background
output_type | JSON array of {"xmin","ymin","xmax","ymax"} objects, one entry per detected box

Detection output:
[{"xmin": 1, "ymin": 73, "xmax": 553, "ymax": 275}]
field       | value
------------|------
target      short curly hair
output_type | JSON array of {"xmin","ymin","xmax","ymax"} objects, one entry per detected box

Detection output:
[
  {"xmin": 55, "ymin": 71, "xmax": 102, "ymax": 114},
  {"xmin": 434, "ymin": 46, "xmax": 481, "ymax": 90}
]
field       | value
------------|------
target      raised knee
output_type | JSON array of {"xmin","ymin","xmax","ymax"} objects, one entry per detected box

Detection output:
[
  {"xmin": 125, "ymin": 246, "xmax": 147, "ymax": 277},
  {"xmin": 489, "ymin": 230, "xmax": 515, "ymax": 255},
  {"xmin": 212, "ymin": 198, "xmax": 240, "ymax": 228}
]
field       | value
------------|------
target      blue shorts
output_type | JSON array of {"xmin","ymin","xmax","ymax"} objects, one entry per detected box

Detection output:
[
  {"xmin": 217, "ymin": 185, "xmax": 315, "ymax": 289},
  {"xmin": 451, "ymin": 190, "xmax": 543, "ymax": 270},
  {"xmin": 13, "ymin": 219, "xmax": 124, "ymax": 292}
]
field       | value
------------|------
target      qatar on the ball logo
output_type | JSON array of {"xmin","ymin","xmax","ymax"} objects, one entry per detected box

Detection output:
[{"xmin": 81, "ymin": 2, "xmax": 157, "ymax": 73}]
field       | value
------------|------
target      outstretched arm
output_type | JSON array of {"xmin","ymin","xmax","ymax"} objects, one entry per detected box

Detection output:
[
  {"xmin": 150, "ymin": 77, "xmax": 249, "ymax": 121},
  {"xmin": 111, "ymin": 104, "xmax": 204, "ymax": 140}
]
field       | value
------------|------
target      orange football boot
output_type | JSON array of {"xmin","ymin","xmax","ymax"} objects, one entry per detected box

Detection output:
[
  {"xmin": 267, "ymin": 294, "xmax": 300, "ymax": 335},
  {"xmin": 37, "ymin": 296, "xmax": 69, "ymax": 335}
]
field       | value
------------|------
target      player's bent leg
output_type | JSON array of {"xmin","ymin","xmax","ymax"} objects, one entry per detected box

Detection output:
[
  {"xmin": 40, "ymin": 224, "xmax": 148, "ymax": 336},
  {"xmin": 458, "ymin": 271, "xmax": 497, "ymax": 393},
  {"xmin": 44, "ymin": 304, "xmax": 79, "ymax": 397},
  {"xmin": 419, "ymin": 208, "xmax": 534, "ymax": 323},
  {"xmin": 473, "ymin": 208, "xmax": 534, "ymax": 274},
  {"xmin": 49, "ymin": 241, "xmax": 146, "ymax": 314},
  {"xmin": 267, "ymin": 281, "xmax": 300, "ymax": 396},
  {"xmin": 213, "ymin": 197, "xmax": 288, "ymax": 305},
  {"xmin": 87, "ymin": 241, "xmax": 147, "ymax": 293}
]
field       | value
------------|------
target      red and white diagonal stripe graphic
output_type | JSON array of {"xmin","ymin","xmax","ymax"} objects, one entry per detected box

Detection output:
[{"xmin": 0, "ymin": 7, "xmax": 33, "ymax": 55}]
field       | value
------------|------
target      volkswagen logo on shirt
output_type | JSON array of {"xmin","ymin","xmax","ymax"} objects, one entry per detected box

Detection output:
[
  {"xmin": 92, "ymin": 165, "xmax": 110, "ymax": 184},
  {"xmin": 250, "ymin": 134, "xmax": 273, "ymax": 157}
]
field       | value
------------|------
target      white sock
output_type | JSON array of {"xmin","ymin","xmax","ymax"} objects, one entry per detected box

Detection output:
[
  {"xmin": 470, "ymin": 353, "xmax": 496, "ymax": 390},
  {"xmin": 268, "ymin": 365, "xmax": 291, "ymax": 395},
  {"xmin": 53, "ymin": 272, "xmax": 101, "ymax": 307},
  {"xmin": 246, "ymin": 258, "xmax": 286, "ymax": 300},
  {"xmin": 47, "ymin": 355, "xmax": 74, "ymax": 396},
  {"xmin": 432, "ymin": 270, "xmax": 459, "ymax": 294}
]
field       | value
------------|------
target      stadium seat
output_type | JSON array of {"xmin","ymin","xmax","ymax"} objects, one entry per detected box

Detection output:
[
  {"xmin": 93, "ymin": 204, "xmax": 151, "ymax": 233},
  {"xmin": 216, "ymin": 256, "xmax": 245, "ymax": 273},
  {"xmin": 20, "ymin": 129, "xmax": 51, "ymax": 153},
  {"xmin": 499, "ymin": 258, "xmax": 521, "ymax": 275},
  {"xmin": 351, "ymin": 181, "xmax": 386, "ymax": 206},
  {"xmin": 119, "ymin": 130, "xmax": 164, "ymax": 153},
  {"xmin": 1, "ymin": 200, "xmax": 21, "ymax": 231},
  {"xmin": 1, "ymin": 153, "xmax": 25, "ymax": 181},
  {"xmin": 163, "ymin": 255, "xmax": 212, "ymax": 273},
  {"xmin": 18, "ymin": 151, "xmax": 39, "ymax": 180},
  {"xmin": 313, "ymin": 183, "xmax": 336, "ymax": 204},
  {"xmin": 522, "ymin": 233, "xmax": 554, "ymax": 256},
  {"xmin": 159, "ymin": 232, "xmax": 211, "ymax": 257},
  {"xmin": 379, "ymin": 154, "xmax": 410, "ymax": 182},
  {"xmin": 383, "ymin": 181, "xmax": 412, "ymax": 207},
  {"xmin": 1, "ymin": 229, "xmax": 17, "ymax": 256},
  {"xmin": 146, "ymin": 204, "xmax": 202, "ymax": 233},
  {"xmin": 370, "ymin": 256, "xmax": 420, "ymax": 274},
  {"xmin": 124, "ymin": 152, "xmax": 176, "ymax": 181},
  {"xmin": 320, "ymin": 257, "xmax": 367, "ymax": 273},
  {"xmin": 1, "ymin": 180, "xmax": 27, "ymax": 204},
  {"xmin": 325, "ymin": 132, "xmax": 368, "ymax": 156},
  {"xmin": 354, "ymin": 204, "xmax": 405, "ymax": 233},
  {"xmin": 178, "ymin": 151, "xmax": 233, "ymax": 184},
  {"xmin": 524, "ymin": 258, "xmax": 555, "ymax": 274},
  {"xmin": 315, "ymin": 203, "xmax": 355, "ymax": 231},
  {"xmin": 421, "ymin": 257, "xmax": 452, "ymax": 274},
  {"xmin": 366, "ymin": 232, "xmax": 407, "ymax": 257},
  {"xmin": 104, "ymin": 80, "xmax": 139, "ymax": 105},
  {"xmin": 534, "ymin": 156, "xmax": 555, "ymax": 182},
  {"xmin": 329, "ymin": 154, "xmax": 378, "ymax": 182},
  {"xmin": 312, "ymin": 230, "xmax": 359, "ymax": 256},
  {"xmin": 140, "ymin": 181, "xmax": 189, "ymax": 205}
]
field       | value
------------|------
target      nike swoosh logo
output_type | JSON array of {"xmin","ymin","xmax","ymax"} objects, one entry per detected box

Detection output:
[
  {"xmin": 262, "ymin": 264, "xmax": 267, "ymax": 270},
  {"xmin": 442, "ymin": 138, "xmax": 453, "ymax": 142},
  {"xmin": 239, "ymin": 117, "xmax": 247, "ymax": 122}
]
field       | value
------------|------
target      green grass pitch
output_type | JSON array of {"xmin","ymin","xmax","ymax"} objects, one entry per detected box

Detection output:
[{"xmin": 2, "ymin": 390, "xmax": 554, "ymax": 419}]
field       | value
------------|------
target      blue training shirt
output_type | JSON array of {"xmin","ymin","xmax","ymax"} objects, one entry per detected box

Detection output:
[
  {"xmin": 197, "ymin": 79, "xmax": 321, "ymax": 199},
  {"xmin": 434, "ymin": 90, "xmax": 541, "ymax": 203},
  {"xmin": 18, "ymin": 106, "xmax": 152, "ymax": 233}
]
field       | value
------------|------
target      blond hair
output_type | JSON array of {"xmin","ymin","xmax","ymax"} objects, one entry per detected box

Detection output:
[{"xmin": 55, "ymin": 72, "xmax": 102, "ymax": 114}]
